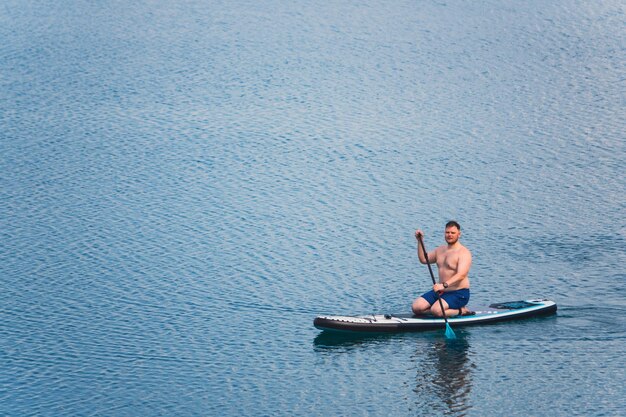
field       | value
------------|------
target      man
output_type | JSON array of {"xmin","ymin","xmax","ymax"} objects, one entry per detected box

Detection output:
[{"xmin": 411, "ymin": 220, "xmax": 474, "ymax": 317}]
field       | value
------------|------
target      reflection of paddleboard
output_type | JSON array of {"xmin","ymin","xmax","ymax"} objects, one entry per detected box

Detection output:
[{"xmin": 314, "ymin": 299, "xmax": 557, "ymax": 333}]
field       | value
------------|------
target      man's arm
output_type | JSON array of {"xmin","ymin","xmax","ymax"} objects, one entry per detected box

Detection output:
[{"xmin": 415, "ymin": 230, "xmax": 437, "ymax": 264}]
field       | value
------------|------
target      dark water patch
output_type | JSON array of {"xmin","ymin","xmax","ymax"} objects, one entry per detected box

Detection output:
[{"xmin": 506, "ymin": 233, "xmax": 625, "ymax": 266}]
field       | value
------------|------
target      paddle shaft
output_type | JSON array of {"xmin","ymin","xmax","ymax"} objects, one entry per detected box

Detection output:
[{"xmin": 417, "ymin": 235, "xmax": 453, "ymax": 325}]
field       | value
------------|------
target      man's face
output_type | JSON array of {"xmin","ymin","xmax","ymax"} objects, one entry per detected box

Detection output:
[{"xmin": 444, "ymin": 226, "xmax": 460, "ymax": 244}]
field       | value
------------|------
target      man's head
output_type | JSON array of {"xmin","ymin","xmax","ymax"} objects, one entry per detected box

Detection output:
[{"xmin": 444, "ymin": 220, "xmax": 461, "ymax": 245}]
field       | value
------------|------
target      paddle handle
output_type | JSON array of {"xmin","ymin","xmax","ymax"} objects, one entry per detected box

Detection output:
[{"xmin": 417, "ymin": 235, "xmax": 437, "ymax": 286}]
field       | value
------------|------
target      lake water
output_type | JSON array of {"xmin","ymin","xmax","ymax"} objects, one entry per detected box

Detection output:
[{"xmin": 1, "ymin": 0, "xmax": 625, "ymax": 416}]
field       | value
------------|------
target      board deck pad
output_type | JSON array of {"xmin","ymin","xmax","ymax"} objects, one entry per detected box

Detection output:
[{"xmin": 314, "ymin": 299, "xmax": 557, "ymax": 333}]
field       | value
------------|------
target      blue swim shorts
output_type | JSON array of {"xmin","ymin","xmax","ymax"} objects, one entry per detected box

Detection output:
[{"xmin": 420, "ymin": 288, "xmax": 470, "ymax": 310}]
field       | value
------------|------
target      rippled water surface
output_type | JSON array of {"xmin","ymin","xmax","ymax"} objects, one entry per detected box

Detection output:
[{"xmin": 1, "ymin": 0, "xmax": 625, "ymax": 416}]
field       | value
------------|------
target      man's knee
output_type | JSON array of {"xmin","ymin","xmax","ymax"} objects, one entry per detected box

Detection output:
[
  {"xmin": 412, "ymin": 298, "xmax": 429, "ymax": 314},
  {"xmin": 430, "ymin": 307, "xmax": 444, "ymax": 317},
  {"xmin": 430, "ymin": 303, "xmax": 448, "ymax": 317}
]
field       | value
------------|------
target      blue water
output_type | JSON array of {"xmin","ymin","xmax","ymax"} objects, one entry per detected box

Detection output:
[{"xmin": 1, "ymin": 0, "xmax": 625, "ymax": 416}]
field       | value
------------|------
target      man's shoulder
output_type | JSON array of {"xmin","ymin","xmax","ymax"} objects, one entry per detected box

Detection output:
[{"xmin": 459, "ymin": 244, "xmax": 472, "ymax": 257}]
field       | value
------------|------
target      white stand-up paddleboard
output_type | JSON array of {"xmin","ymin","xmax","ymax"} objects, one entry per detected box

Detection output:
[{"xmin": 314, "ymin": 299, "xmax": 557, "ymax": 333}]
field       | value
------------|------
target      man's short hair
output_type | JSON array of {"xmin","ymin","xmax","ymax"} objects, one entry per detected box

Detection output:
[{"xmin": 445, "ymin": 220, "xmax": 461, "ymax": 230}]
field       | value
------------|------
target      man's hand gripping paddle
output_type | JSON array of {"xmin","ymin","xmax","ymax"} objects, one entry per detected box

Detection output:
[{"xmin": 417, "ymin": 235, "xmax": 457, "ymax": 339}]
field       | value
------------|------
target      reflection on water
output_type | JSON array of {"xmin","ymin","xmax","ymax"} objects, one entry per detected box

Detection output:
[
  {"xmin": 412, "ymin": 337, "xmax": 473, "ymax": 416},
  {"xmin": 312, "ymin": 331, "xmax": 399, "ymax": 351},
  {"xmin": 313, "ymin": 331, "xmax": 473, "ymax": 416}
]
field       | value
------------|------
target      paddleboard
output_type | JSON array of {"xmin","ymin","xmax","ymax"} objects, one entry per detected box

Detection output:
[{"xmin": 314, "ymin": 299, "xmax": 557, "ymax": 333}]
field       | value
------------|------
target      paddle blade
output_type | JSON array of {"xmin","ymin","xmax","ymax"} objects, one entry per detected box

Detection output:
[{"xmin": 444, "ymin": 323, "xmax": 457, "ymax": 339}]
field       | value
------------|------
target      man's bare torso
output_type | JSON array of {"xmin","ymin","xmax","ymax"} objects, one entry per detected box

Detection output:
[{"xmin": 435, "ymin": 244, "xmax": 471, "ymax": 290}]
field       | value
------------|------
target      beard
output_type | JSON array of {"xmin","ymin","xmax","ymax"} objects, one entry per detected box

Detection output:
[{"xmin": 446, "ymin": 236, "xmax": 459, "ymax": 245}]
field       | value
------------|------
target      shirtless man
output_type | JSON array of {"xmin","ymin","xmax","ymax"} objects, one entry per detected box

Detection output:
[{"xmin": 411, "ymin": 221, "xmax": 473, "ymax": 317}]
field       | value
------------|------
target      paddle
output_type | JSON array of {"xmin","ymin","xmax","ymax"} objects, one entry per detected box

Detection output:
[{"xmin": 417, "ymin": 235, "xmax": 456, "ymax": 339}]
